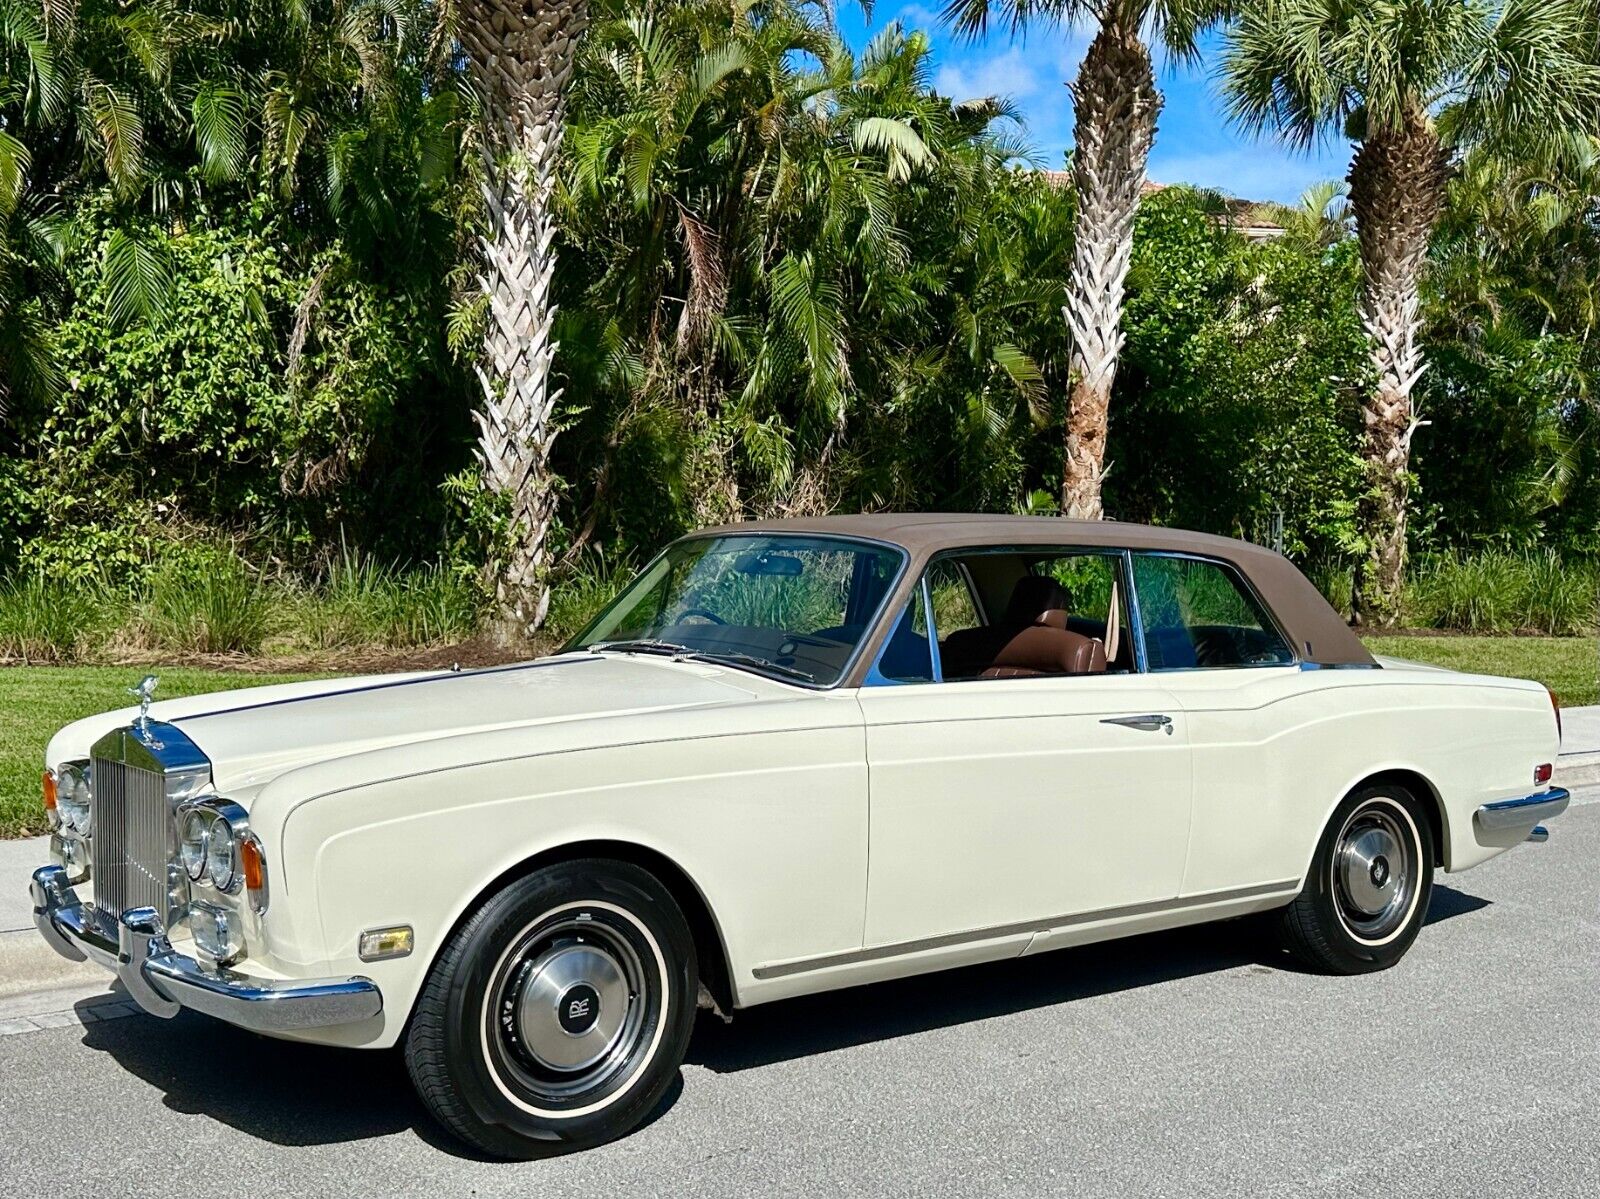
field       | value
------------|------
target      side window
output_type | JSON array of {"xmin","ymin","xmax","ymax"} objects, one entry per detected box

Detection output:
[
  {"xmin": 928, "ymin": 550, "xmax": 1131, "ymax": 679},
  {"xmin": 873, "ymin": 587, "xmax": 936, "ymax": 683},
  {"xmin": 1036, "ymin": 554, "xmax": 1117, "ymax": 632},
  {"xmin": 927, "ymin": 559, "xmax": 981, "ymax": 637},
  {"xmin": 1131, "ymin": 555, "xmax": 1294, "ymax": 670}
]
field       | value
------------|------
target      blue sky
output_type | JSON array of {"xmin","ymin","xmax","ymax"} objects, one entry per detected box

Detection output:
[{"xmin": 836, "ymin": 7, "xmax": 1351, "ymax": 205}]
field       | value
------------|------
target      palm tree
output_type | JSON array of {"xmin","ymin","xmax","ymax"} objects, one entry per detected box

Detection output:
[
  {"xmin": 1222, "ymin": 0, "xmax": 1600, "ymax": 624},
  {"xmin": 941, "ymin": 0, "xmax": 1229, "ymax": 519},
  {"xmin": 563, "ymin": 4, "xmax": 1033, "ymax": 529},
  {"xmin": 456, "ymin": 0, "xmax": 590, "ymax": 637},
  {"xmin": 1264, "ymin": 179, "xmax": 1351, "ymax": 253}
]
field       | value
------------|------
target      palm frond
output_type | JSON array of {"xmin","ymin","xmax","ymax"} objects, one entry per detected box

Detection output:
[
  {"xmin": 102, "ymin": 228, "xmax": 173, "ymax": 329},
  {"xmin": 192, "ymin": 81, "xmax": 249, "ymax": 182}
]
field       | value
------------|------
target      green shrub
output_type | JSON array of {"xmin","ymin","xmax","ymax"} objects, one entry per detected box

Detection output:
[
  {"xmin": 544, "ymin": 551, "xmax": 636, "ymax": 642},
  {"xmin": 0, "ymin": 574, "xmax": 123, "ymax": 663},
  {"xmin": 298, "ymin": 552, "xmax": 483, "ymax": 649},
  {"xmin": 1518, "ymin": 549, "xmax": 1597, "ymax": 636},
  {"xmin": 135, "ymin": 550, "xmax": 275, "ymax": 654},
  {"xmin": 1405, "ymin": 551, "xmax": 1598, "ymax": 635}
]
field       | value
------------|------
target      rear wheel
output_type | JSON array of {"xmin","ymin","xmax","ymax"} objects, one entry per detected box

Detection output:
[
  {"xmin": 1279, "ymin": 784, "xmax": 1434, "ymax": 974},
  {"xmin": 405, "ymin": 859, "xmax": 697, "ymax": 1158}
]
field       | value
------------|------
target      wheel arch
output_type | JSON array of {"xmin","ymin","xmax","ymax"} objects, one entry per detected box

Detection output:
[
  {"xmin": 432, "ymin": 838, "xmax": 738, "ymax": 1020},
  {"xmin": 1344, "ymin": 768, "xmax": 1448, "ymax": 868}
]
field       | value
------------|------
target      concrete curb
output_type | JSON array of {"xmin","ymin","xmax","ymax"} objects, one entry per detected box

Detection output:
[
  {"xmin": 1554, "ymin": 751, "xmax": 1600, "ymax": 790},
  {"xmin": 0, "ymin": 980, "xmax": 134, "ymax": 1038},
  {"xmin": 0, "ymin": 927, "xmax": 107, "ymax": 998}
]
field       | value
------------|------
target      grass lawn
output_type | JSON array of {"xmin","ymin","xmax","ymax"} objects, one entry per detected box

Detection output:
[
  {"xmin": 1362, "ymin": 635, "xmax": 1598, "ymax": 706},
  {"xmin": 1, "ymin": 667, "xmax": 327, "ymax": 839},
  {"xmin": 2, "ymin": 638, "xmax": 1594, "ymax": 838}
]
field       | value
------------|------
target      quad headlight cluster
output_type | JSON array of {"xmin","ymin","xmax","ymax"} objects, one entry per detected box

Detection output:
[
  {"xmin": 54, "ymin": 763, "xmax": 92, "ymax": 836},
  {"xmin": 179, "ymin": 798, "xmax": 269, "ymax": 913}
]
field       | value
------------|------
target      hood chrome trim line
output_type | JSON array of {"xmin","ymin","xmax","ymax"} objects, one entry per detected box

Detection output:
[{"xmin": 176, "ymin": 656, "xmax": 602, "ymax": 725}]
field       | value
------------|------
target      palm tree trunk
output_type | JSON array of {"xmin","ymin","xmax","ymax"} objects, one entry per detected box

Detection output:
[
  {"xmin": 460, "ymin": 0, "xmax": 589, "ymax": 637},
  {"xmin": 1061, "ymin": 16, "xmax": 1161, "ymax": 520},
  {"xmin": 1346, "ymin": 107, "xmax": 1449, "ymax": 626}
]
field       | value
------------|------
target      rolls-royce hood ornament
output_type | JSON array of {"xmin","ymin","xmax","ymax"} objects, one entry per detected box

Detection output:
[{"xmin": 128, "ymin": 674, "xmax": 159, "ymax": 735}]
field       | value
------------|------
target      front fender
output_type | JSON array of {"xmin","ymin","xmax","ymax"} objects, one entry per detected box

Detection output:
[{"xmin": 262, "ymin": 719, "xmax": 868, "ymax": 1049}]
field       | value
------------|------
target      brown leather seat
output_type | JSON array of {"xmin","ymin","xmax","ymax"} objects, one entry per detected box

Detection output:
[
  {"xmin": 981, "ymin": 626, "xmax": 1108, "ymax": 678},
  {"xmin": 940, "ymin": 576, "xmax": 1071, "ymax": 678}
]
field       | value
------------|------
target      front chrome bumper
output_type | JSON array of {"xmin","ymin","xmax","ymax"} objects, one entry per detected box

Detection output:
[
  {"xmin": 1475, "ymin": 787, "xmax": 1571, "ymax": 835},
  {"xmin": 31, "ymin": 865, "xmax": 382, "ymax": 1033}
]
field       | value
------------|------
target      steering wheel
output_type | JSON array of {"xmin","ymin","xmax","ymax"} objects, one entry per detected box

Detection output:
[{"xmin": 674, "ymin": 608, "xmax": 726, "ymax": 625}]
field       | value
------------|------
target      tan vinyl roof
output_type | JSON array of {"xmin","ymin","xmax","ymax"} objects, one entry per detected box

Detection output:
[{"xmin": 692, "ymin": 514, "xmax": 1373, "ymax": 670}]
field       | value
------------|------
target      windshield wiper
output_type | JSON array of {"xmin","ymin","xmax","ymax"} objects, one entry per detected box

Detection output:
[
  {"xmin": 589, "ymin": 640, "xmax": 817, "ymax": 684},
  {"xmin": 587, "ymin": 639, "xmax": 692, "ymax": 656},
  {"xmin": 673, "ymin": 650, "xmax": 817, "ymax": 684}
]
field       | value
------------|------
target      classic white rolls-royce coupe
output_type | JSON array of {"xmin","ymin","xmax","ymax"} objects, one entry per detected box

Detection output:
[{"xmin": 32, "ymin": 515, "xmax": 1568, "ymax": 1156}]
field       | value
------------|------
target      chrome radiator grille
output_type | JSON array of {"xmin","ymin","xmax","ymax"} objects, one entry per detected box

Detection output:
[{"xmin": 90, "ymin": 754, "xmax": 172, "ymax": 920}]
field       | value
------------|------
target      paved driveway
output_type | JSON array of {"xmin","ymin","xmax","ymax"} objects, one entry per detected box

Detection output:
[{"xmin": 3, "ymin": 795, "xmax": 1596, "ymax": 1198}]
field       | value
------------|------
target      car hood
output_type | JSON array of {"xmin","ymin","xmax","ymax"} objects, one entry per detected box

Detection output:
[{"xmin": 46, "ymin": 655, "xmax": 766, "ymax": 793}]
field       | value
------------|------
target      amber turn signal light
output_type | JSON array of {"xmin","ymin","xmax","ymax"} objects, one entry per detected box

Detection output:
[
  {"xmin": 240, "ymin": 836, "xmax": 266, "ymax": 892},
  {"xmin": 42, "ymin": 770, "xmax": 59, "ymax": 828}
]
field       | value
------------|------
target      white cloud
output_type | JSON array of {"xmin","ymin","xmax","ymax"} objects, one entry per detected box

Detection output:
[
  {"xmin": 888, "ymin": 3, "xmax": 941, "ymax": 30},
  {"xmin": 934, "ymin": 45, "xmax": 1052, "ymax": 103}
]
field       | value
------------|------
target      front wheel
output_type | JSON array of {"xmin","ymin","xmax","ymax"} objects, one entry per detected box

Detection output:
[
  {"xmin": 1278, "ymin": 784, "xmax": 1434, "ymax": 974},
  {"xmin": 405, "ymin": 859, "xmax": 697, "ymax": 1158}
]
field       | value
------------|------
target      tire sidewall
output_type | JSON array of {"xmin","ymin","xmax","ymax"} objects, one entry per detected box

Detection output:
[
  {"xmin": 432, "ymin": 860, "xmax": 697, "ymax": 1156},
  {"xmin": 1305, "ymin": 785, "xmax": 1434, "ymax": 972}
]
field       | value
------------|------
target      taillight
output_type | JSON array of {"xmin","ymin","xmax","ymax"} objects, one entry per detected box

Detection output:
[
  {"xmin": 1535, "ymin": 763, "xmax": 1553, "ymax": 785},
  {"xmin": 1546, "ymin": 685, "xmax": 1562, "ymax": 743}
]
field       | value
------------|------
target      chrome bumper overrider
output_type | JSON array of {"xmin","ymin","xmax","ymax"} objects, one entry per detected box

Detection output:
[
  {"xmin": 1475, "ymin": 787, "xmax": 1571, "ymax": 835},
  {"xmin": 30, "ymin": 865, "xmax": 382, "ymax": 1032}
]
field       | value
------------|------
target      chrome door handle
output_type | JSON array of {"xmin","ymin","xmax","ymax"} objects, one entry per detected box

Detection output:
[{"xmin": 1101, "ymin": 714, "xmax": 1173, "ymax": 734}]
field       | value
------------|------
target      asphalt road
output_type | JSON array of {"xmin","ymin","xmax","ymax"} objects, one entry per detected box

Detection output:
[{"xmin": 2, "ymin": 795, "xmax": 1596, "ymax": 1199}]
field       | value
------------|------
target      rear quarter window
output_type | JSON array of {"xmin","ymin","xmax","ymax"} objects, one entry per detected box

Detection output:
[{"xmin": 1132, "ymin": 555, "xmax": 1294, "ymax": 670}]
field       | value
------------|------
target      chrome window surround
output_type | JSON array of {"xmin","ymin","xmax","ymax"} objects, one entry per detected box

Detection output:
[
  {"xmin": 564, "ymin": 530, "xmax": 912, "ymax": 692},
  {"xmin": 1126, "ymin": 549, "xmax": 1301, "ymax": 672},
  {"xmin": 865, "ymin": 544, "xmax": 1138, "ymax": 687}
]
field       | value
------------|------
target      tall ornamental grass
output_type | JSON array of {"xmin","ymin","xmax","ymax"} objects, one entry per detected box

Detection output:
[
  {"xmin": 0, "ymin": 575, "xmax": 125, "ymax": 663},
  {"xmin": 1404, "ymin": 550, "xmax": 1598, "ymax": 635},
  {"xmin": 297, "ymin": 552, "xmax": 482, "ymax": 649},
  {"xmin": 133, "ymin": 554, "xmax": 276, "ymax": 655}
]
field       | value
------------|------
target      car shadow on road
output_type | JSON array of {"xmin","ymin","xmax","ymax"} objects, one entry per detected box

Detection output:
[
  {"xmin": 68, "ymin": 884, "xmax": 1488, "ymax": 1154},
  {"xmin": 686, "ymin": 884, "xmax": 1491, "ymax": 1074}
]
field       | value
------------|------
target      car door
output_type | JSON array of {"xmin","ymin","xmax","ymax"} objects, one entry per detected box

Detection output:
[
  {"xmin": 1122, "ymin": 551, "xmax": 1305, "ymax": 898},
  {"xmin": 855, "ymin": 551, "xmax": 1193, "ymax": 952}
]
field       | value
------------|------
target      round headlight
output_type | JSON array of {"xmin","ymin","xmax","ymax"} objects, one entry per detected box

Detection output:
[
  {"xmin": 205, "ymin": 818, "xmax": 237, "ymax": 891},
  {"xmin": 180, "ymin": 809, "xmax": 210, "ymax": 881},
  {"xmin": 69, "ymin": 774, "xmax": 91, "ymax": 835},
  {"xmin": 57, "ymin": 768, "xmax": 90, "ymax": 835}
]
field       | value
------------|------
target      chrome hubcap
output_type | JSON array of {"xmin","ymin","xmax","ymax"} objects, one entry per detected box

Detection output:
[
  {"xmin": 1333, "ymin": 804, "xmax": 1414, "ymax": 940},
  {"xmin": 515, "ymin": 941, "xmax": 632, "ymax": 1072},
  {"xmin": 488, "ymin": 911, "xmax": 653, "ymax": 1106}
]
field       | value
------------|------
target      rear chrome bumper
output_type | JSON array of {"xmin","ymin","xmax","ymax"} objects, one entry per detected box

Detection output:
[
  {"xmin": 1475, "ymin": 787, "xmax": 1571, "ymax": 835},
  {"xmin": 30, "ymin": 865, "xmax": 382, "ymax": 1033}
]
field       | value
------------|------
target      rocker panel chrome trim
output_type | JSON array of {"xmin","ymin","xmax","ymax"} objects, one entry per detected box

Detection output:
[{"xmin": 752, "ymin": 878, "xmax": 1299, "ymax": 980}]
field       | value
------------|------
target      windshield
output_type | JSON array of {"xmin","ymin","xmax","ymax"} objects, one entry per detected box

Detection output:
[{"xmin": 567, "ymin": 535, "xmax": 905, "ymax": 686}]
